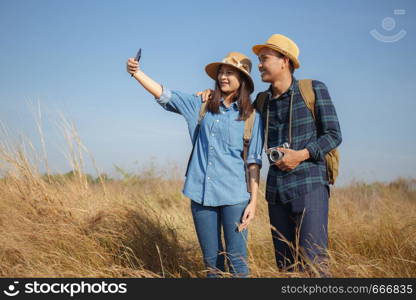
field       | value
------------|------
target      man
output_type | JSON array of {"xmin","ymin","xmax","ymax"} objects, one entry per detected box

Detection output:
[{"xmin": 251, "ymin": 34, "xmax": 342, "ymax": 275}]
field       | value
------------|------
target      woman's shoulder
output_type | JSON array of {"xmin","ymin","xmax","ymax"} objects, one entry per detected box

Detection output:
[
  {"xmin": 165, "ymin": 89, "xmax": 204, "ymax": 118},
  {"xmin": 170, "ymin": 89, "xmax": 201, "ymax": 101},
  {"xmin": 171, "ymin": 89, "xmax": 203, "ymax": 107}
]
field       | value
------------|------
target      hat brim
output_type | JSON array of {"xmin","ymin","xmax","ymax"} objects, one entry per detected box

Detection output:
[
  {"xmin": 252, "ymin": 44, "xmax": 300, "ymax": 69},
  {"xmin": 205, "ymin": 62, "xmax": 254, "ymax": 93}
]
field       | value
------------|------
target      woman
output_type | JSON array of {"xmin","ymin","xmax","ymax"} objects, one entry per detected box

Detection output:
[{"xmin": 125, "ymin": 52, "xmax": 263, "ymax": 277}]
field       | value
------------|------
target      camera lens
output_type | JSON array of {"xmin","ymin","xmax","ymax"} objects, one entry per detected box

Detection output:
[{"xmin": 270, "ymin": 149, "xmax": 283, "ymax": 162}]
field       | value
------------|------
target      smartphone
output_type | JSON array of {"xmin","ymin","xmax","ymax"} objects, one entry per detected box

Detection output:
[
  {"xmin": 135, "ymin": 48, "xmax": 142, "ymax": 62},
  {"xmin": 131, "ymin": 48, "xmax": 142, "ymax": 77}
]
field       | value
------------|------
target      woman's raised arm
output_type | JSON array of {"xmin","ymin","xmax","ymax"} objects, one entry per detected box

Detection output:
[{"xmin": 126, "ymin": 58, "xmax": 163, "ymax": 99}]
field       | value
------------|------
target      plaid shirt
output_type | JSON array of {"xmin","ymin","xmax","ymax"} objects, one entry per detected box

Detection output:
[{"xmin": 255, "ymin": 77, "xmax": 342, "ymax": 207}]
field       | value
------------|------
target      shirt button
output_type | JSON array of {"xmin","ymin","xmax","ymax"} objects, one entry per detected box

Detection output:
[
  {"xmin": 216, "ymin": 119, "xmax": 219, "ymax": 122},
  {"xmin": 208, "ymin": 162, "xmax": 212, "ymax": 165},
  {"xmin": 207, "ymin": 176, "xmax": 210, "ymax": 180},
  {"xmin": 211, "ymin": 133, "xmax": 214, "ymax": 137}
]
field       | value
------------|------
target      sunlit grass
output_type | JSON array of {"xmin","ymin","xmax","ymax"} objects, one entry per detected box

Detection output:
[{"xmin": 0, "ymin": 114, "xmax": 415, "ymax": 278}]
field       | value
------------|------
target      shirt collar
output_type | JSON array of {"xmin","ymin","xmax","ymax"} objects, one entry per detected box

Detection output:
[
  {"xmin": 267, "ymin": 75, "xmax": 297, "ymax": 99},
  {"xmin": 220, "ymin": 98, "xmax": 239, "ymax": 110}
]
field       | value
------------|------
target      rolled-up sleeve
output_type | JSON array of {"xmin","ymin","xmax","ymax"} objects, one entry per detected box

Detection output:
[
  {"xmin": 155, "ymin": 86, "xmax": 202, "ymax": 122},
  {"xmin": 155, "ymin": 85, "xmax": 173, "ymax": 107},
  {"xmin": 246, "ymin": 111, "xmax": 264, "ymax": 167}
]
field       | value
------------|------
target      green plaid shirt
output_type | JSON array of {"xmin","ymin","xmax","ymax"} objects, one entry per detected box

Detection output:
[{"xmin": 254, "ymin": 77, "xmax": 342, "ymax": 206}]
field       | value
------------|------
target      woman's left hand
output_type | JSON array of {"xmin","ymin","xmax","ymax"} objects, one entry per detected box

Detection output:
[{"xmin": 238, "ymin": 201, "xmax": 256, "ymax": 232}]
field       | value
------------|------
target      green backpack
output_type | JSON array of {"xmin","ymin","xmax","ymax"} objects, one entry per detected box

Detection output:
[{"xmin": 253, "ymin": 79, "xmax": 340, "ymax": 185}]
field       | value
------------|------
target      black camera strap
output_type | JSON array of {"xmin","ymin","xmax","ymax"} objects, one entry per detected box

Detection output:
[{"xmin": 264, "ymin": 87, "xmax": 294, "ymax": 154}]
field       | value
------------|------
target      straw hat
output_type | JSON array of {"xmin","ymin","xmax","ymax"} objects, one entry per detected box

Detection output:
[
  {"xmin": 205, "ymin": 52, "xmax": 254, "ymax": 93},
  {"xmin": 252, "ymin": 34, "xmax": 300, "ymax": 69}
]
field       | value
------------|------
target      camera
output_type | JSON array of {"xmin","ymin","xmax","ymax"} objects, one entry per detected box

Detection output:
[{"xmin": 267, "ymin": 142, "xmax": 290, "ymax": 162}]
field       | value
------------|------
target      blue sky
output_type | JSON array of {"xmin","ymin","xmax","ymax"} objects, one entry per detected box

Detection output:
[{"xmin": 0, "ymin": 0, "xmax": 415, "ymax": 185}]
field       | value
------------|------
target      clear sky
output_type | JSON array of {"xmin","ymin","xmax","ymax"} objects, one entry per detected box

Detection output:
[{"xmin": 0, "ymin": 0, "xmax": 415, "ymax": 185}]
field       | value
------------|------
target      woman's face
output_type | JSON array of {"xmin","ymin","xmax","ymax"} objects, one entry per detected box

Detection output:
[{"xmin": 217, "ymin": 65, "xmax": 241, "ymax": 94}]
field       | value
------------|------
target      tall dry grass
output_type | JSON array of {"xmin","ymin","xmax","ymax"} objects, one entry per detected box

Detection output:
[{"xmin": 0, "ymin": 115, "xmax": 415, "ymax": 278}]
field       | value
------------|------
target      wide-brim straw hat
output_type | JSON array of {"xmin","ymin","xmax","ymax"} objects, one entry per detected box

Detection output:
[
  {"xmin": 205, "ymin": 52, "xmax": 254, "ymax": 93},
  {"xmin": 252, "ymin": 34, "xmax": 300, "ymax": 69}
]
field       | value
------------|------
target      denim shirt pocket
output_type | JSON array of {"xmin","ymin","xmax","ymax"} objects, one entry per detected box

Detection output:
[{"xmin": 227, "ymin": 119, "xmax": 244, "ymax": 150}]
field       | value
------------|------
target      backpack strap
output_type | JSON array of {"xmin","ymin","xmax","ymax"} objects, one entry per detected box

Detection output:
[
  {"xmin": 253, "ymin": 92, "xmax": 269, "ymax": 116},
  {"xmin": 198, "ymin": 101, "xmax": 208, "ymax": 124},
  {"xmin": 242, "ymin": 109, "xmax": 256, "ymax": 193},
  {"xmin": 298, "ymin": 79, "xmax": 316, "ymax": 120},
  {"xmin": 253, "ymin": 91, "xmax": 270, "ymax": 152},
  {"xmin": 243, "ymin": 109, "xmax": 256, "ymax": 142}
]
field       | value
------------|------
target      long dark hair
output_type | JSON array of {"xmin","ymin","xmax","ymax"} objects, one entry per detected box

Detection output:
[{"xmin": 206, "ymin": 70, "xmax": 253, "ymax": 121}]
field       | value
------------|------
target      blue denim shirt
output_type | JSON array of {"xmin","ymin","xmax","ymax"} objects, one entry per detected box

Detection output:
[{"xmin": 156, "ymin": 86, "xmax": 264, "ymax": 206}]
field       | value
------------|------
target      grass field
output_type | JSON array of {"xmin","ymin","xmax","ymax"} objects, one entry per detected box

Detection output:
[{"xmin": 0, "ymin": 121, "xmax": 415, "ymax": 278}]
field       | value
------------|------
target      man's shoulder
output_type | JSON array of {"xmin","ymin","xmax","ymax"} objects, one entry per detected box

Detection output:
[
  {"xmin": 252, "ymin": 90, "xmax": 270, "ymax": 112},
  {"xmin": 308, "ymin": 79, "xmax": 328, "ymax": 91},
  {"xmin": 254, "ymin": 89, "xmax": 270, "ymax": 98},
  {"xmin": 297, "ymin": 79, "xmax": 330, "ymax": 100}
]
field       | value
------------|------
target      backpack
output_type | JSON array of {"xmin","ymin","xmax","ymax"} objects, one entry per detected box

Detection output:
[
  {"xmin": 254, "ymin": 79, "xmax": 339, "ymax": 185},
  {"xmin": 185, "ymin": 102, "xmax": 256, "ymax": 192}
]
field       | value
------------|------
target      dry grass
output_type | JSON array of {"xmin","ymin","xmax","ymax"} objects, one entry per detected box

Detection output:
[{"xmin": 0, "ymin": 116, "xmax": 415, "ymax": 278}]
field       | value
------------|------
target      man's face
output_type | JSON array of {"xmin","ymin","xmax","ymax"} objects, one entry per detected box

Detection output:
[{"xmin": 257, "ymin": 47, "xmax": 288, "ymax": 82}]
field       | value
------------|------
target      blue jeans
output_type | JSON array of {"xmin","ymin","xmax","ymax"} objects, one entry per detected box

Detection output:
[
  {"xmin": 268, "ymin": 184, "xmax": 329, "ymax": 275},
  {"xmin": 191, "ymin": 200, "xmax": 249, "ymax": 278}
]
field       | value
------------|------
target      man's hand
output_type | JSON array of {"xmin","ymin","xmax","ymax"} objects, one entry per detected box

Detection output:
[
  {"xmin": 195, "ymin": 89, "xmax": 213, "ymax": 102},
  {"xmin": 274, "ymin": 148, "xmax": 310, "ymax": 172}
]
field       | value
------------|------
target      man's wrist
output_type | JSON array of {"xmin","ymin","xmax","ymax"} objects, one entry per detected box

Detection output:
[{"xmin": 299, "ymin": 149, "xmax": 310, "ymax": 162}]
